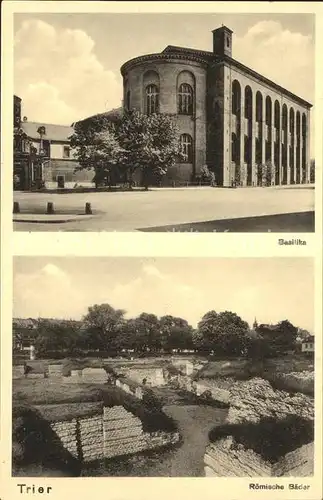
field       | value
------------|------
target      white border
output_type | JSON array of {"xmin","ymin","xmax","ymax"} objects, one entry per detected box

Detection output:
[{"xmin": 1, "ymin": 2, "xmax": 322, "ymax": 500}]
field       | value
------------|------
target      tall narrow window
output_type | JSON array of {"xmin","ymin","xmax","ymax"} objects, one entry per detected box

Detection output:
[
  {"xmin": 180, "ymin": 134, "xmax": 193, "ymax": 163},
  {"xmin": 126, "ymin": 90, "xmax": 131, "ymax": 111},
  {"xmin": 146, "ymin": 84, "xmax": 159, "ymax": 115},
  {"xmin": 178, "ymin": 83, "xmax": 193, "ymax": 115}
]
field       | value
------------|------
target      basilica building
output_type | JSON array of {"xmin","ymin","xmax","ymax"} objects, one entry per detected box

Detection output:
[{"xmin": 121, "ymin": 25, "xmax": 312, "ymax": 187}]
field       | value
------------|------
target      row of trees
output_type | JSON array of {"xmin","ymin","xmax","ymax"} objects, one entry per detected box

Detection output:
[
  {"xmin": 27, "ymin": 303, "xmax": 303, "ymax": 359},
  {"xmin": 70, "ymin": 110, "xmax": 184, "ymax": 189}
]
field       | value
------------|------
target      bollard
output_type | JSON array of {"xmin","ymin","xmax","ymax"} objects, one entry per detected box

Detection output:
[
  {"xmin": 46, "ymin": 202, "xmax": 54, "ymax": 214},
  {"xmin": 85, "ymin": 202, "xmax": 92, "ymax": 215},
  {"xmin": 13, "ymin": 201, "xmax": 20, "ymax": 214}
]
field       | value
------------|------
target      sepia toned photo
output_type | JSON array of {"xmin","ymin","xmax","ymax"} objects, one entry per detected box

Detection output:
[
  {"xmin": 13, "ymin": 13, "xmax": 315, "ymax": 232},
  {"xmin": 1, "ymin": 2, "xmax": 322, "ymax": 500},
  {"xmin": 12, "ymin": 257, "xmax": 314, "ymax": 478}
]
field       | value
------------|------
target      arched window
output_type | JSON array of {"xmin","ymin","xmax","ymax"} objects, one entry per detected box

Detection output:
[
  {"xmin": 256, "ymin": 92, "xmax": 263, "ymax": 123},
  {"xmin": 231, "ymin": 133, "xmax": 238, "ymax": 162},
  {"xmin": 274, "ymin": 100, "xmax": 280, "ymax": 130},
  {"xmin": 265, "ymin": 96, "xmax": 272, "ymax": 126},
  {"xmin": 180, "ymin": 134, "xmax": 193, "ymax": 163},
  {"xmin": 289, "ymin": 108, "xmax": 295, "ymax": 136},
  {"xmin": 232, "ymin": 80, "xmax": 241, "ymax": 116},
  {"xmin": 146, "ymin": 84, "xmax": 159, "ymax": 115},
  {"xmin": 302, "ymin": 113, "xmax": 307, "ymax": 139},
  {"xmin": 245, "ymin": 86, "xmax": 252, "ymax": 120},
  {"xmin": 126, "ymin": 90, "xmax": 131, "ymax": 111},
  {"xmin": 178, "ymin": 83, "xmax": 193, "ymax": 115}
]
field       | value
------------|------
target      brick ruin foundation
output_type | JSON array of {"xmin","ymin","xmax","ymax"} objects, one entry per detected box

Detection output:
[
  {"xmin": 47, "ymin": 404, "xmax": 179, "ymax": 464},
  {"xmin": 202, "ymin": 377, "xmax": 314, "ymax": 477},
  {"xmin": 13, "ymin": 360, "xmax": 315, "ymax": 476}
]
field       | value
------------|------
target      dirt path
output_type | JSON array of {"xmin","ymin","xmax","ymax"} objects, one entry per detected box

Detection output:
[
  {"xmin": 100, "ymin": 395, "xmax": 227, "ymax": 477},
  {"xmin": 149, "ymin": 404, "xmax": 227, "ymax": 476}
]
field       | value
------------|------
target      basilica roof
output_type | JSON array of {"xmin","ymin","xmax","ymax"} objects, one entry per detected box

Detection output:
[{"xmin": 121, "ymin": 44, "xmax": 312, "ymax": 109}]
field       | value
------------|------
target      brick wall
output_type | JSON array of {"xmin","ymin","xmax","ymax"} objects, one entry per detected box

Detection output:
[
  {"xmin": 48, "ymin": 364, "xmax": 63, "ymax": 377},
  {"xmin": 51, "ymin": 419, "xmax": 78, "ymax": 459},
  {"xmin": 204, "ymin": 438, "xmax": 272, "ymax": 477},
  {"xmin": 122, "ymin": 367, "xmax": 166, "ymax": 387},
  {"xmin": 44, "ymin": 160, "xmax": 95, "ymax": 189},
  {"xmin": 115, "ymin": 378, "xmax": 144, "ymax": 399},
  {"xmin": 170, "ymin": 373, "xmax": 230, "ymax": 404},
  {"xmin": 50, "ymin": 405, "xmax": 179, "ymax": 464},
  {"xmin": 13, "ymin": 365, "xmax": 25, "ymax": 379},
  {"xmin": 124, "ymin": 59, "xmax": 207, "ymax": 179},
  {"xmin": 203, "ymin": 376, "xmax": 314, "ymax": 477},
  {"xmin": 204, "ymin": 439, "xmax": 314, "ymax": 477},
  {"xmin": 79, "ymin": 415, "xmax": 104, "ymax": 462},
  {"xmin": 60, "ymin": 367, "xmax": 109, "ymax": 384},
  {"xmin": 273, "ymin": 442, "xmax": 314, "ymax": 477},
  {"xmin": 103, "ymin": 406, "xmax": 146, "ymax": 458}
]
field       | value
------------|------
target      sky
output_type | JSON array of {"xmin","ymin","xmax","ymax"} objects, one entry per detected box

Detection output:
[
  {"xmin": 13, "ymin": 257, "xmax": 314, "ymax": 332},
  {"xmin": 14, "ymin": 13, "xmax": 315, "ymax": 154}
]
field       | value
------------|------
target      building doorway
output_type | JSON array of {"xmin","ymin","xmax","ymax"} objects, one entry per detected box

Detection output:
[
  {"xmin": 57, "ymin": 175, "xmax": 65, "ymax": 188},
  {"xmin": 13, "ymin": 160, "xmax": 29, "ymax": 190}
]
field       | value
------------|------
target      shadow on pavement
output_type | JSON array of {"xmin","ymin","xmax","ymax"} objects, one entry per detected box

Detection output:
[{"xmin": 138, "ymin": 211, "xmax": 315, "ymax": 233}]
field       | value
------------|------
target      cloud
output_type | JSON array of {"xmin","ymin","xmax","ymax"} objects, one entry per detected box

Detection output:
[
  {"xmin": 235, "ymin": 21, "xmax": 314, "ymax": 155},
  {"xmin": 108, "ymin": 265, "xmax": 203, "ymax": 324},
  {"xmin": 14, "ymin": 18, "xmax": 314, "ymax": 157},
  {"xmin": 235, "ymin": 21, "xmax": 314, "ymax": 103},
  {"xmin": 14, "ymin": 19, "xmax": 122, "ymax": 124},
  {"xmin": 41, "ymin": 263, "xmax": 66, "ymax": 277},
  {"xmin": 13, "ymin": 259, "xmax": 314, "ymax": 332},
  {"xmin": 14, "ymin": 264, "xmax": 75, "ymax": 319},
  {"xmin": 14, "ymin": 262, "xmax": 197, "ymax": 323},
  {"xmin": 142, "ymin": 264, "xmax": 166, "ymax": 280}
]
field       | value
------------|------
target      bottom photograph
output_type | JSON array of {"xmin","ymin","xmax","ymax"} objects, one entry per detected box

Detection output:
[{"xmin": 12, "ymin": 257, "xmax": 315, "ymax": 478}]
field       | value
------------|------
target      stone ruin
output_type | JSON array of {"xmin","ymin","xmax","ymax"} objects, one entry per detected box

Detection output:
[
  {"xmin": 203, "ymin": 378, "xmax": 314, "ymax": 477},
  {"xmin": 119, "ymin": 366, "xmax": 166, "ymax": 387},
  {"xmin": 47, "ymin": 404, "xmax": 179, "ymax": 464}
]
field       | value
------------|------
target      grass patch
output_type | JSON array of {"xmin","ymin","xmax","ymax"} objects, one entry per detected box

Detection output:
[
  {"xmin": 13, "ymin": 379, "xmax": 104, "ymax": 405},
  {"xmin": 12, "ymin": 378, "xmax": 178, "ymax": 475},
  {"xmin": 34, "ymin": 402, "xmax": 103, "ymax": 422},
  {"xmin": 208, "ymin": 415, "xmax": 314, "ymax": 463},
  {"xmin": 13, "ymin": 377, "xmax": 177, "ymax": 434}
]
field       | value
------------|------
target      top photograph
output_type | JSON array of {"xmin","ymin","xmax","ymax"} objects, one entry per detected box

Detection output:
[{"xmin": 12, "ymin": 13, "xmax": 315, "ymax": 233}]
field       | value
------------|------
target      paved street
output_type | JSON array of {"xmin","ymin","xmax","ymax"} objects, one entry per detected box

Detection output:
[{"xmin": 13, "ymin": 185, "xmax": 314, "ymax": 232}]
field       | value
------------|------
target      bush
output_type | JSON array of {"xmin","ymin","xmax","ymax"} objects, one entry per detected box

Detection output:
[
  {"xmin": 101, "ymin": 386, "xmax": 176, "ymax": 433},
  {"xmin": 34, "ymin": 349, "xmax": 122, "ymax": 360},
  {"xmin": 36, "ymin": 350, "xmax": 65, "ymax": 360},
  {"xmin": 142, "ymin": 389, "xmax": 163, "ymax": 411},
  {"xmin": 198, "ymin": 165, "xmax": 216, "ymax": 186}
]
